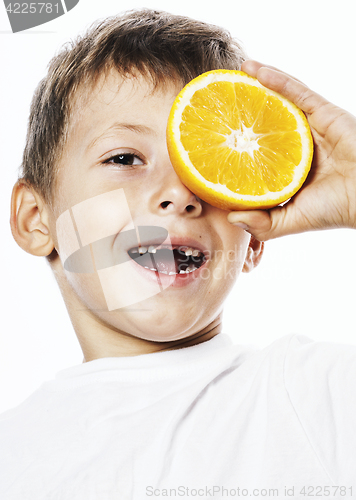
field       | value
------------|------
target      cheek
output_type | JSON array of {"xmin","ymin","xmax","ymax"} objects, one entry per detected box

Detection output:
[
  {"xmin": 226, "ymin": 230, "xmax": 250, "ymax": 268},
  {"xmin": 67, "ymin": 272, "xmax": 109, "ymax": 312},
  {"xmin": 211, "ymin": 226, "xmax": 250, "ymax": 284},
  {"xmin": 54, "ymin": 188, "xmax": 139, "ymax": 311}
]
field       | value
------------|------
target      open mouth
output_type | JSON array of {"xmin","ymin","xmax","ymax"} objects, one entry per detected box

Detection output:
[{"xmin": 127, "ymin": 245, "xmax": 207, "ymax": 275}]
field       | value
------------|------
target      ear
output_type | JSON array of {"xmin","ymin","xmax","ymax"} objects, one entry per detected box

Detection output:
[
  {"xmin": 242, "ymin": 236, "xmax": 264, "ymax": 273},
  {"xmin": 10, "ymin": 181, "xmax": 55, "ymax": 256}
]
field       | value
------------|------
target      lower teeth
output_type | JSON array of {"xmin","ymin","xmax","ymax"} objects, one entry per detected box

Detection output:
[{"xmin": 142, "ymin": 266, "xmax": 197, "ymax": 274}]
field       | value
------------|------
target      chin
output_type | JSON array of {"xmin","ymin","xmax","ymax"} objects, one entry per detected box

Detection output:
[
  {"xmin": 136, "ymin": 310, "xmax": 198, "ymax": 342},
  {"xmin": 111, "ymin": 303, "xmax": 204, "ymax": 343}
]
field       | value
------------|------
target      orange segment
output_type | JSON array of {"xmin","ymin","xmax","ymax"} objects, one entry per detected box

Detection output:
[{"xmin": 166, "ymin": 70, "xmax": 313, "ymax": 210}]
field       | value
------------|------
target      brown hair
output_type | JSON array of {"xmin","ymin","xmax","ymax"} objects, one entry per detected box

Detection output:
[{"xmin": 20, "ymin": 8, "xmax": 247, "ymax": 205}]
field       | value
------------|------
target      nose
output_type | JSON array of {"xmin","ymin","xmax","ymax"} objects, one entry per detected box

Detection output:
[{"xmin": 150, "ymin": 163, "xmax": 203, "ymax": 217}]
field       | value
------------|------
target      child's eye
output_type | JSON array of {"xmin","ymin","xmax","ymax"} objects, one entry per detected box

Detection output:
[{"xmin": 103, "ymin": 153, "xmax": 144, "ymax": 167}]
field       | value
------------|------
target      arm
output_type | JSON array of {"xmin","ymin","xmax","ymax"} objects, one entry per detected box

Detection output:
[{"xmin": 228, "ymin": 60, "xmax": 356, "ymax": 241}]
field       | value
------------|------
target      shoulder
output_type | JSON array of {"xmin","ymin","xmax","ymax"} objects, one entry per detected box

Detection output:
[
  {"xmin": 255, "ymin": 332, "xmax": 356, "ymax": 385},
  {"xmin": 283, "ymin": 334, "xmax": 356, "ymax": 482},
  {"xmin": 282, "ymin": 333, "xmax": 356, "ymax": 426},
  {"xmin": 283, "ymin": 333, "xmax": 356, "ymax": 393}
]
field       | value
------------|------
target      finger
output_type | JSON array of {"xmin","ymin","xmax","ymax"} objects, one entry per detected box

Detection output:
[
  {"xmin": 241, "ymin": 59, "xmax": 305, "ymax": 84},
  {"xmin": 227, "ymin": 210, "xmax": 275, "ymax": 241},
  {"xmin": 255, "ymin": 67, "xmax": 329, "ymax": 115},
  {"xmin": 241, "ymin": 60, "xmax": 329, "ymax": 115},
  {"xmin": 227, "ymin": 206, "xmax": 312, "ymax": 242},
  {"xmin": 240, "ymin": 59, "xmax": 264, "ymax": 77}
]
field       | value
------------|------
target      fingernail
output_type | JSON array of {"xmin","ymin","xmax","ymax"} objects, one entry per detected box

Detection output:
[{"xmin": 231, "ymin": 222, "xmax": 249, "ymax": 231}]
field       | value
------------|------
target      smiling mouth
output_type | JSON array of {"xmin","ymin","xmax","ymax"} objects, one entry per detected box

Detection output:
[{"xmin": 127, "ymin": 245, "xmax": 206, "ymax": 275}]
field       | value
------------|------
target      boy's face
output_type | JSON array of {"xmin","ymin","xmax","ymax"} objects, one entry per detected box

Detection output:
[{"xmin": 48, "ymin": 70, "xmax": 258, "ymax": 343}]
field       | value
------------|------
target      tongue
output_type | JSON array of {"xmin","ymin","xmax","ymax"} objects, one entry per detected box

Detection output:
[
  {"xmin": 133, "ymin": 249, "xmax": 177, "ymax": 274},
  {"xmin": 153, "ymin": 248, "xmax": 177, "ymax": 274}
]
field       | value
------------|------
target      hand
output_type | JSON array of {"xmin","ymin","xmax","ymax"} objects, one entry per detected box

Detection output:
[{"xmin": 227, "ymin": 60, "xmax": 356, "ymax": 241}]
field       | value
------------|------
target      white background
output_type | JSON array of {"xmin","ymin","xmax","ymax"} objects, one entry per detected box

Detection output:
[{"xmin": 1, "ymin": 0, "xmax": 355, "ymax": 413}]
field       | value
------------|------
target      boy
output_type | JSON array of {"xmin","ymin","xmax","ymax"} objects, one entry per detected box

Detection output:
[{"xmin": 2, "ymin": 7, "xmax": 356, "ymax": 498}]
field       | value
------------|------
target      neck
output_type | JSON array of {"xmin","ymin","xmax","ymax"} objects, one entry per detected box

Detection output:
[
  {"xmin": 149, "ymin": 316, "xmax": 222, "ymax": 353},
  {"xmin": 73, "ymin": 307, "xmax": 222, "ymax": 362}
]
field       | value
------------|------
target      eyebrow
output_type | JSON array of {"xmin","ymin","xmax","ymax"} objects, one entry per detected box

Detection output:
[{"xmin": 87, "ymin": 122, "xmax": 158, "ymax": 152}]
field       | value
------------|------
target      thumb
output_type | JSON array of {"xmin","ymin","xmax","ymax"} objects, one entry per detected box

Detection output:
[{"xmin": 227, "ymin": 206, "xmax": 301, "ymax": 241}]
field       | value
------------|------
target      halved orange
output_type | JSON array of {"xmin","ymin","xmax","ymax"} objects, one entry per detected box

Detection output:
[{"xmin": 167, "ymin": 70, "xmax": 313, "ymax": 210}]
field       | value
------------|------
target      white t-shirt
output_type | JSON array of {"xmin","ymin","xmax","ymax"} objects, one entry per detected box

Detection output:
[{"xmin": 0, "ymin": 333, "xmax": 356, "ymax": 499}]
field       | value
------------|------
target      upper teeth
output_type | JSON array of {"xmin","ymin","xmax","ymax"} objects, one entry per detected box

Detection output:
[{"xmin": 131, "ymin": 245, "xmax": 202, "ymax": 256}]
